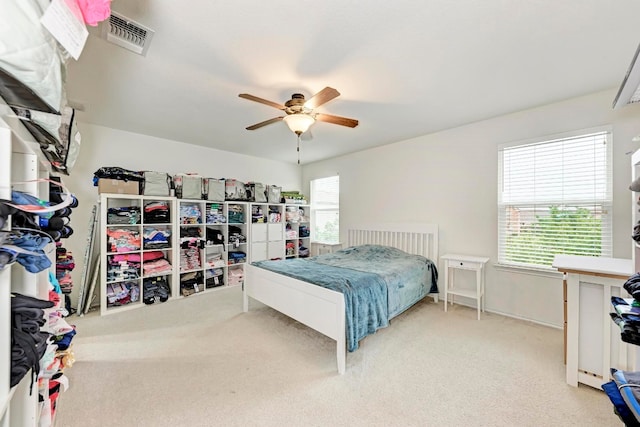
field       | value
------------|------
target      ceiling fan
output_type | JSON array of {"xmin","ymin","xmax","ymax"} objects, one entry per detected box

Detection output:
[{"xmin": 238, "ymin": 87, "xmax": 359, "ymax": 136}]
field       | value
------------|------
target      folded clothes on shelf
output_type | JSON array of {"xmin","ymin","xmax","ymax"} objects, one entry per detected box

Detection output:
[{"xmin": 603, "ymin": 368, "xmax": 640, "ymax": 426}]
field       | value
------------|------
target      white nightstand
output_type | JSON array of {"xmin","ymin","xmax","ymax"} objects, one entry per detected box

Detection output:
[{"xmin": 441, "ymin": 254, "xmax": 490, "ymax": 320}]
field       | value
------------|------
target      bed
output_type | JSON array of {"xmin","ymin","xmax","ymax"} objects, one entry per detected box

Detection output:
[{"xmin": 243, "ymin": 223, "xmax": 439, "ymax": 374}]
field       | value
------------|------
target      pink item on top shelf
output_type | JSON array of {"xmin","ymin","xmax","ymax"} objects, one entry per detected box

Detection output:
[{"xmin": 76, "ymin": 0, "xmax": 112, "ymax": 26}]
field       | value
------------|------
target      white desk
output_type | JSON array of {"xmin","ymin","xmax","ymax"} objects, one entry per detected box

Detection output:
[
  {"xmin": 552, "ymin": 254, "xmax": 635, "ymax": 388},
  {"xmin": 441, "ymin": 254, "xmax": 490, "ymax": 320}
]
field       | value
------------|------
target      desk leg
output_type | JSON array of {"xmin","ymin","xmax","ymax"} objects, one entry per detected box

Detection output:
[{"xmin": 566, "ymin": 274, "xmax": 579, "ymax": 387}]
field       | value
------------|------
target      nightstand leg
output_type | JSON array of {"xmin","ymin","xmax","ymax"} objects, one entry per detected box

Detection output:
[
  {"xmin": 482, "ymin": 267, "xmax": 486, "ymax": 313},
  {"xmin": 476, "ymin": 268, "xmax": 481, "ymax": 320},
  {"xmin": 443, "ymin": 262, "xmax": 449, "ymax": 312}
]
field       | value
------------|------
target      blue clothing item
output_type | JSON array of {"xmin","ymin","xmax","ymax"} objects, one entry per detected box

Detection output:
[
  {"xmin": 12, "ymin": 190, "xmax": 49, "ymax": 208},
  {"xmin": 55, "ymin": 328, "xmax": 76, "ymax": 350},
  {"xmin": 0, "ymin": 247, "xmax": 17, "ymax": 269},
  {"xmin": 48, "ymin": 271, "xmax": 61, "ymax": 294},
  {"xmin": 9, "ymin": 232, "xmax": 52, "ymax": 273}
]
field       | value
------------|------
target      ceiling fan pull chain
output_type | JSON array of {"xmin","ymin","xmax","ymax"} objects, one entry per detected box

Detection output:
[{"xmin": 297, "ymin": 135, "xmax": 301, "ymax": 165}]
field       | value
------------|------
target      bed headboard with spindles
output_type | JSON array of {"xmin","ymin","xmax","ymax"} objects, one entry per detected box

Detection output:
[{"xmin": 347, "ymin": 223, "xmax": 439, "ymax": 262}]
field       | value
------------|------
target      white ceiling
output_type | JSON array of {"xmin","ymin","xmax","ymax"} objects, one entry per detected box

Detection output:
[{"xmin": 66, "ymin": 0, "xmax": 640, "ymax": 165}]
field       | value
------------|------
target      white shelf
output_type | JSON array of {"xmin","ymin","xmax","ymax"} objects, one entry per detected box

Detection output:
[
  {"xmin": 101, "ymin": 194, "xmax": 178, "ymax": 315},
  {"xmin": 176, "ymin": 200, "xmax": 248, "ymax": 296},
  {"xmin": 1, "ymin": 116, "xmax": 52, "ymax": 426},
  {"xmin": 445, "ymin": 288, "xmax": 477, "ymax": 299},
  {"xmin": 284, "ymin": 204, "xmax": 310, "ymax": 259}
]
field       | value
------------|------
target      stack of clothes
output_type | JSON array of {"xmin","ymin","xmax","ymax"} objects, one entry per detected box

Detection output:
[
  {"xmin": 611, "ymin": 273, "xmax": 640, "ymax": 346},
  {"xmin": 205, "ymin": 268, "xmax": 224, "ymax": 288},
  {"xmin": 603, "ymin": 272, "xmax": 640, "ymax": 425},
  {"xmin": 227, "ymin": 268, "xmax": 244, "ymax": 287},
  {"xmin": 228, "ymin": 251, "xmax": 246, "ymax": 265},
  {"xmin": 603, "ymin": 368, "xmax": 640, "ymax": 426},
  {"xmin": 142, "ymin": 276, "xmax": 171, "ymax": 304},
  {"xmin": 205, "ymin": 203, "xmax": 225, "ymax": 224},
  {"xmin": 107, "ymin": 206, "xmax": 140, "ymax": 225},
  {"xmin": 143, "ymin": 201, "xmax": 170, "ymax": 223},
  {"xmin": 143, "ymin": 227, "xmax": 171, "ymax": 250},
  {"xmin": 106, "ymin": 254, "xmax": 139, "ymax": 283},
  {"xmin": 298, "ymin": 243, "xmax": 310, "ymax": 258},
  {"xmin": 180, "ymin": 272, "xmax": 203, "ymax": 296},
  {"xmin": 180, "ymin": 238, "xmax": 202, "ymax": 272},
  {"xmin": 11, "ymin": 293, "xmax": 54, "ymax": 389},
  {"xmin": 106, "ymin": 282, "xmax": 139, "ymax": 307},
  {"xmin": 55, "ymin": 243, "xmax": 74, "ymax": 295},
  {"xmin": 106, "ymin": 228, "xmax": 141, "ymax": 252},
  {"xmin": 228, "ymin": 225, "xmax": 246, "ymax": 246},
  {"xmin": 179, "ymin": 203, "xmax": 201, "ymax": 224},
  {"xmin": 227, "ymin": 205, "xmax": 244, "ymax": 223},
  {"xmin": 142, "ymin": 252, "xmax": 172, "ymax": 277},
  {"xmin": 93, "ymin": 167, "xmax": 144, "ymax": 186}
]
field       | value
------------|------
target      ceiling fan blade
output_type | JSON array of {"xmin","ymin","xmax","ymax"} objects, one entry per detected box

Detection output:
[
  {"xmin": 246, "ymin": 116, "xmax": 285, "ymax": 130},
  {"xmin": 239, "ymin": 93, "xmax": 286, "ymax": 110},
  {"xmin": 315, "ymin": 113, "xmax": 359, "ymax": 128},
  {"xmin": 305, "ymin": 87, "xmax": 340, "ymax": 109}
]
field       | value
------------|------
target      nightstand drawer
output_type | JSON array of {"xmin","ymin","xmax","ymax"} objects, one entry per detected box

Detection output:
[{"xmin": 449, "ymin": 260, "xmax": 481, "ymax": 270}]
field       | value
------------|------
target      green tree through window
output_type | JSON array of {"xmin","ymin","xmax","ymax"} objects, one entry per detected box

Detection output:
[
  {"xmin": 505, "ymin": 206, "xmax": 602, "ymax": 266},
  {"xmin": 498, "ymin": 129, "xmax": 612, "ymax": 269}
]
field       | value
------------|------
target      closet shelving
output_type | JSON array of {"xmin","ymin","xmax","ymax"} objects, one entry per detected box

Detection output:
[
  {"xmin": 284, "ymin": 204, "xmax": 311, "ymax": 258},
  {"xmin": 1, "ymin": 115, "xmax": 53, "ymax": 427},
  {"xmin": 249, "ymin": 203, "xmax": 285, "ymax": 262},
  {"xmin": 177, "ymin": 200, "xmax": 249, "ymax": 296},
  {"xmin": 633, "ymin": 149, "xmax": 640, "ymax": 272},
  {"xmin": 100, "ymin": 194, "xmax": 178, "ymax": 315}
]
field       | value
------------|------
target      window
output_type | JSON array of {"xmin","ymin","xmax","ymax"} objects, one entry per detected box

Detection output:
[
  {"xmin": 498, "ymin": 129, "xmax": 612, "ymax": 269},
  {"xmin": 311, "ymin": 175, "xmax": 339, "ymax": 244}
]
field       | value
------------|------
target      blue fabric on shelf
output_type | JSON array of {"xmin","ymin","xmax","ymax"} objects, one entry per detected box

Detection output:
[
  {"xmin": 612, "ymin": 368, "xmax": 640, "ymax": 423},
  {"xmin": 602, "ymin": 380, "xmax": 640, "ymax": 426}
]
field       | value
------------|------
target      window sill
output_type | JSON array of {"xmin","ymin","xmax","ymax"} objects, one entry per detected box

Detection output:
[{"xmin": 493, "ymin": 263, "xmax": 563, "ymax": 279}]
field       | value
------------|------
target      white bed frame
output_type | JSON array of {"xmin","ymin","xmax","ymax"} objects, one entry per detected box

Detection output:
[{"xmin": 243, "ymin": 223, "xmax": 439, "ymax": 374}]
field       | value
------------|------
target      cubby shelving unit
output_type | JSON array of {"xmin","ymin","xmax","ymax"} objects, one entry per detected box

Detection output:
[
  {"xmin": 100, "ymin": 194, "xmax": 178, "ymax": 315},
  {"xmin": 249, "ymin": 203, "xmax": 285, "ymax": 262},
  {"xmin": 177, "ymin": 199, "xmax": 249, "ymax": 296},
  {"xmin": 284, "ymin": 204, "xmax": 311, "ymax": 258}
]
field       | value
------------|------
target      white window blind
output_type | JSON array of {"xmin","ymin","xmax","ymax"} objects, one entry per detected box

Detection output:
[
  {"xmin": 311, "ymin": 176, "xmax": 339, "ymax": 244},
  {"xmin": 498, "ymin": 129, "xmax": 612, "ymax": 269}
]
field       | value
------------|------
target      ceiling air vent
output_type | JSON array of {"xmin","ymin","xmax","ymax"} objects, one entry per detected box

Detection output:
[
  {"xmin": 101, "ymin": 12, "xmax": 154, "ymax": 56},
  {"xmin": 613, "ymin": 42, "xmax": 640, "ymax": 109}
]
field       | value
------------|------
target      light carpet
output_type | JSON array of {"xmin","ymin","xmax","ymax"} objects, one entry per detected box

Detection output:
[{"xmin": 55, "ymin": 286, "xmax": 619, "ymax": 427}]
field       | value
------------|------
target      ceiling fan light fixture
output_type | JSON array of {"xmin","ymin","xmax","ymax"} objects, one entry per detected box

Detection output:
[{"xmin": 283, "ymin": 113, "xmax": 315, "ymax": 135}]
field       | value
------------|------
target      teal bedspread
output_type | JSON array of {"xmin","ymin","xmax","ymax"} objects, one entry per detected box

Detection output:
[{"xmin": 251, "ymin": 245, "xmax": 438, "ymax": 352}]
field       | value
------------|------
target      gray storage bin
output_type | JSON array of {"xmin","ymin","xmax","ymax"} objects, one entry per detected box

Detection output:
[
  {"xmin": 267, "ymin": 185, "xmax": 282, "ymax": 203},
  {"xmin": 225, "ymin": 179, "xmax": 248, "ymax": 201},
  {"xmin": 174, "ymin": 174, "xmax": 203, "ymax": 199},
  {"xmin": 143, "ymin": 171, "xmax": 172, "ymax": 196},
  {"xmin": 247, "ymin": 182, "xmax": 267, "ymax": 202},
  {"xmin": 204, "ymin": 178, "xmax": 225, "ymax": 201}
]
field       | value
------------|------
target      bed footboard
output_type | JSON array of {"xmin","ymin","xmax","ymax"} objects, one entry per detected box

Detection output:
[{"xmin": 244, "ymin": 264, "xmax": 347, "ymax": 374}]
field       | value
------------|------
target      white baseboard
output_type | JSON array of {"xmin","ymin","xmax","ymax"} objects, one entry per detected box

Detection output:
[{"xmin": 440, "ymin": 299, "xmax": 562, "ymax": 330}]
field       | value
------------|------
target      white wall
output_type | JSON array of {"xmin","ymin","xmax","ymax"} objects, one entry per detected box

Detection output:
[
  {"xmin": 302, "ymin": 89, "xmax": 640, "ymax": 327},
  {"xmin": 62, "ymin": 123, "xmax": 301, "ymax": 309}
]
